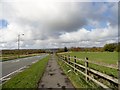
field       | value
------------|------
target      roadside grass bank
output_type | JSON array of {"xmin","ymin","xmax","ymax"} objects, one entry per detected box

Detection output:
[
  {"xmin": 57, "ymin": 57, "xmax": 101, "ymax": 89},
  {"xmin": 2, "ymin": 55, "xmax": 49, "ymax": 89},
  {"xmin": 2, "ymin": 53, "xmax": 45, "ymax": 61}
]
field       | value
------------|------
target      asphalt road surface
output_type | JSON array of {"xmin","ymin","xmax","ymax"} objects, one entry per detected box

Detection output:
[{"xmin": 2, "ymin": 54, "xmax": 48, "ymax": 78}]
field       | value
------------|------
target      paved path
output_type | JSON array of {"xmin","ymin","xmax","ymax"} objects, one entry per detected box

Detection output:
[{"xmin": 38, "ymin": 54, "xmax": 75, "ymax": 89}]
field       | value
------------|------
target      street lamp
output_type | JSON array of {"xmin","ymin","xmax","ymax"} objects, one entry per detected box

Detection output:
[{"xmin": 18, "ymin": 34, "xmax": 24, "ymax": 58}]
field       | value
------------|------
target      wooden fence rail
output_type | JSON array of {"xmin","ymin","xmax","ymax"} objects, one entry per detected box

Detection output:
[
  {"xmin": 57, "ymin": 54, "xmax": 119, "ymax": 90},
  {"xmin": 66, "ymin": 56, "xmax": 118, "ymax": 69}
]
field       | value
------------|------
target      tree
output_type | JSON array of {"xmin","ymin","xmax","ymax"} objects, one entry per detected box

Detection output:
[
  {"xmin": 115, "ymin": 43, "xmax": 120, "ymax": 52},
  {"xmin": 64, "ymin": 47, "xmax": 68, "ymax": 52},
  {"xmin": 103, "ymin": 43, "xmax": 116, "ymax": 52}
]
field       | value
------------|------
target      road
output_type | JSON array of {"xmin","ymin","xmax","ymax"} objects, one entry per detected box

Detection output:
[{"xmin": 2, "ymin": 54, "xmax": 48, "ymax": 78}]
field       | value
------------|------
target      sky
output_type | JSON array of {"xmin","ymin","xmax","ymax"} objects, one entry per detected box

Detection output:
[{"xmin": 0, "ymin": 0, "xmax": 119, "ymax": 49}]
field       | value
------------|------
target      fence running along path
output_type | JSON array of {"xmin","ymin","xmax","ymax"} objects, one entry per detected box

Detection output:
[{"xmin": 57, "ymin": 54, "xmax": 119, "ymax": 90}]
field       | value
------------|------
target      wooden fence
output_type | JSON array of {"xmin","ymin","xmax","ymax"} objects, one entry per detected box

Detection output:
[{"xmin": 57, "ymin": 54, "xmax": 119, "ymax": 90}]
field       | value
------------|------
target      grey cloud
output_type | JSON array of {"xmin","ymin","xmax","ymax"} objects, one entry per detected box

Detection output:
[{"xmin": 0, "ymin": 2, "xmax": 118, "ymax": 49}]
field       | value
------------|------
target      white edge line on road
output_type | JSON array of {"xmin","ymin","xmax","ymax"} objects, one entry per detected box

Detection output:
[
  {"xmin": 0, "ymin": 66, "xmax": 26, "ymax": 81},
  {"xmin": 2, "ymin": 55, "xmax": 38, "ymax": 63},
  {"xmin": 32, "ymin": 60, "xmax": 38, "ymax": 64},
  {"xmin": 1, "ymin": 55, "xmax": 48, "ymax": 81},
  {"xmin": 2, "ymin": 78, "xmax": 11, "ymax": 81},
  {"xmin": 2, "ymin": 59, "xmax": 21, "ymax": 63},
  {"xmin": 32, "ymin": 61, "xmax": 36, "ymax": 64},
  {"xmin": 11, "ymin": 60, "xmax": 20, "ymax": 63},
  {"xmin": 2, "ymin": 54, "xmax": 47, "ymax": 63}
]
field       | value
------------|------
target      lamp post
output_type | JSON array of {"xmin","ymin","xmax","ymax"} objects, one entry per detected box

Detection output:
[{"xmin": 18, "ymin": 34, "xmax": 24, "ymax": 58}]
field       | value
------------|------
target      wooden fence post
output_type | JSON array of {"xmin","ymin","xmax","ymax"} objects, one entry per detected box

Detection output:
[
  {"xmin": 74, "ymin": 56, "xmax": 76, "ymax": 72},
  {"xmin": 58, "ymin": 55, "xmax": 59, "ymax": 60},
  {"xmin": 62, "ymin": 55, "xmax": 64, "ymax": 60},
  {"xmin": 85, "ymin": 57, "xmax": 89, "ymax": 81},
  {"xmin": 66, "ymin": 55, "xmax": 68, "ymax": 63},
  {"xmin": 68, "ymin": 55, "xmax": 70, "ymax": 64},
  {"xmin": 63, "ymin": 55, "xmax": 65, "ymax": 61},
  {"xmin": 62, "ymin": 55, "xmax": 63, "ymax": 60},
  {"xmin": 65, "ymin": 55, "xmax": 67, "ymax": 61},
  {"xmin": 58, "ymin": 55, "xmax": 60, "ymax": 61}
]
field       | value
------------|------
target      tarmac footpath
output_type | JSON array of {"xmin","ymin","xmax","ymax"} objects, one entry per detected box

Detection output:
[{"xmin": 38, "ymin": 54, "xmax": 75, "ymax": 90}]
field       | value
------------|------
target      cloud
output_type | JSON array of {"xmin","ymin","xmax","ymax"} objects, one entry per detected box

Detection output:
[
  {"xmin": 59, "ymin": 23, "xmax": 118, "ymax": 43},
  {"xmin": 0, "ymin": 1, "xmax": 118, "ymax": 49}
]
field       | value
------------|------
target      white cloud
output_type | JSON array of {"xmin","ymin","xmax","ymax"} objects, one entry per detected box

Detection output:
[
  {"xmin": 59, "ymin": 24, "xmax": 118, "ymax": 44},
  {"xmin": 0, "ymin": 1, "xmax": 118, "ymax": 49}
]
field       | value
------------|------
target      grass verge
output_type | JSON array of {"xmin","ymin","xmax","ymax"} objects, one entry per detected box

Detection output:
[{"xmin": 2, "ymin": 55, "xmax": 49, "ymax": 89}]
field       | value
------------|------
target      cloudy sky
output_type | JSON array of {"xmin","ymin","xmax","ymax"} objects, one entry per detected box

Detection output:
[{"xmin": 0, "ymin": 0, "xmax": 119, "ymax": 49}]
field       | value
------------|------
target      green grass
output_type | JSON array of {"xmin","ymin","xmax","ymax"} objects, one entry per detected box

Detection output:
[
  {"xmin": 75, "ymin": 60, "xmax": 118, "ymax": 78},
  {"xmin": 89, "ymin": 63, "xmax": 118, "ymax": 78},
  {"xmin": 59, "ymin": 52, "xmax": 118, "ymax": 78},
  {"xmin": 57, "ymin": 58, "xmax": 101, "ymax": 89},
  {"xmin": 2, "ymin": 55, "xmax": 49, "ymax": 88},
  {"xmin": 57, "ymin": 56, "xmax": 117, "ymax": 89},
  {"xmin": 64, "ymin": 52, "xmax": 118, "ymax": 65}
]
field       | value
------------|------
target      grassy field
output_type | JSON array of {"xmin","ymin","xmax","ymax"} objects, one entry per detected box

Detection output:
[
  {"xmin": 59, "ymin": 52, "xmax": 118, "ymax": 78},
  {"xmin": 2, "ymin": 55, "xmax": 49, "ymax": 88},
  {"xmin": 57, "ymin": 52, "xmax": 118, "ymax": 89},
  {"xmin": 63, "ymin": 52, "xmax": 118, "ymax": 65},
  {"xmin": 2, "ymin": 54, "xmax": 43, "ymax": 61}
]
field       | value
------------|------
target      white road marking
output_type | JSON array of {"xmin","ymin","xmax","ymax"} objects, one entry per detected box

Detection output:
[
  {"xmin": 1, "ymin": 59, "xmax": 40, "ymax": 82},
  {"xmin": 32, "ymin": 60, "xmax": 38, "ymax": 64},
  {"xmin": 1, "ymin": 55, "xmax": 47, "ymax": 82},
  {"xmin": 2, "ymin": 78, "xmax": 11, "ymax": 81},
  {"xmin": 32, "ymin": 61, "xmax": 36, "ymax": 64},
  {"xmin": 0, "ymin": 66, "xmax": 26, "ymax": 81},
  {"xmin": 2, "ymin": 55, "xmax": 47, "ymax": 64},
  {"xmin": 12, "ymin": 60, "xmax": 20, "ymax": 63},
  {"xmin": 3, "ymin": 59, "xmax": 21, "ymax": 63},
  {"xmin": 24, "ymin": 58, "xmax": 28, "ymax": 59}
]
